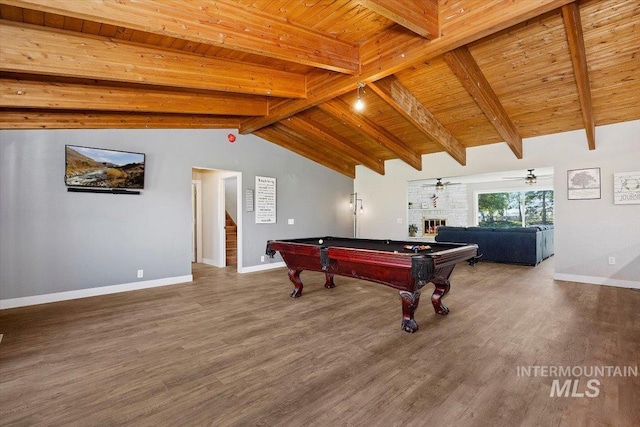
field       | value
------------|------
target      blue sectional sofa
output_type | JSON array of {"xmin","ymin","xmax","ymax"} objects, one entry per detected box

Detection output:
[{"xmin": 435, "ymin": 225, "xmax": 554, "ymax": 266}]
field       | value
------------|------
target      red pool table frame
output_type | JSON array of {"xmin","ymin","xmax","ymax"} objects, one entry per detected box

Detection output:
[{"xmin": 266, "ymin": 237, "xmax": 478, "ymax": 333}]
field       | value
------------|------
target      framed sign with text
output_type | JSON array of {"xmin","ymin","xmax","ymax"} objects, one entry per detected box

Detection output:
[
  {"xmin": 245, "ymin": 189, "xmax": 254, "ymax": 212},
  {"xmin": 255, "ymin": 176, "xmax": 276, "ymax": 223},
  {"xmin": 614, "ymin": 171, "xmax": 640, "ymax": 205}
]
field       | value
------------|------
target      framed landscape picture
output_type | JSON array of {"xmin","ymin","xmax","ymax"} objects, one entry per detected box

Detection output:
[
  {"xmin": 567, "ymin": 167, "xmax": 600, "ymax": 200},
  {"xmin": 613, "ymin": 171, "xmax": 640, "ymax": 205}
]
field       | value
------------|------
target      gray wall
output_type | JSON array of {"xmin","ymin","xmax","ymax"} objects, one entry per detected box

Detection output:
[{"xmin": 0, "ymin": 129, "xmax": 352, "ymax": 300}]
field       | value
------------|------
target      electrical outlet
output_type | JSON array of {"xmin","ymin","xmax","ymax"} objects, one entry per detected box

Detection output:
[
  {"xmin": 261, "ymin": 255, "xmax": 265, "ymax": 262},
  {"xmin": 608, "ymin": 257, "xmax": 616, "ymax": 265},
  {"xmin": 288, "ymin": 218, "xmax": 295, "ymax": 225},
  {"xmin": 137, "ymin": 269, "xmax": 144, "ymax": 278}
]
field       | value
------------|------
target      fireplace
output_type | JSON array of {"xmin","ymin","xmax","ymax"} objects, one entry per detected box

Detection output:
[{"xmin": 423, "ymin": 218, "xmax": 446, "ymax": 236}]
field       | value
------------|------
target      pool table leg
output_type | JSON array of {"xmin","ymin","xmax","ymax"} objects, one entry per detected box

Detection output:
[
  {"xmin": 399, "ymin": 290, "xmax": 421, "ymax": 333},
  {"xmin": 324, "ymin": 272, "xmax": 335, "ymax": 289},
  {"xmin": 430, "ymin": 277, "xmax": 451, "ymax": 315},
  {"xmin": 288, "ymin": 269, "xmax": 304, "ymax": 298}
]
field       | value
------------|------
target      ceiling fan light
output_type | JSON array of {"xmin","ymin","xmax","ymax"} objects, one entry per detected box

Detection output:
[{"xmin": 524, "ymin": 169, "xmax": 537, "ymax": 184}]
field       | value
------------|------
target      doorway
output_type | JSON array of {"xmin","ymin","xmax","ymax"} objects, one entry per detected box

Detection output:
[
  {"xmin": 223, "ymin": 176, "xmax": 238, "ymax": 268},
  {"xmin": 191, "ymin": 168, "xmax": 242, "ymax": 272}
]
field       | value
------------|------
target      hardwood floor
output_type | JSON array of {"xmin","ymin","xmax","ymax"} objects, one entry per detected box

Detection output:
[{"xmin": 1, "ymin": 259, "xmax": 638, "ymax": 426}]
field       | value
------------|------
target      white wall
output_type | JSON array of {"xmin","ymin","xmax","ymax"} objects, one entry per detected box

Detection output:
[
  {"xmin": 194, "ymin": 169, "xmax": 223, "ymax": 267},
  {"xmin": 225, "ymin": 176, "xmax": 238, "ymax": 223},
  {"xmin": 355, "ymin": 120, "xmax": 640, "ymax": 288}
]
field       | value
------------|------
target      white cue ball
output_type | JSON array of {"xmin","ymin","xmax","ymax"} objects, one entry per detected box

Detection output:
[{"xmin": 318, "ymin": 239, "xmax": 323, "ymax": 244}]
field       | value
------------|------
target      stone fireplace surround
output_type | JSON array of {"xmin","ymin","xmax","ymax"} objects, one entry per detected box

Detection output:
[{"xmin": 407, "ymin": 180, "xmax": 467, "ymax": 238}]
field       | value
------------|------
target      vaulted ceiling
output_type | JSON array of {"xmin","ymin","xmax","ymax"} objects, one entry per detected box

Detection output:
[{"xmin": 1, "ymin": 0, "xmax": 638, "ymax": 178}]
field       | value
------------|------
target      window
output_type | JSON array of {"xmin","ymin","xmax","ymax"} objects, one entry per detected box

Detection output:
[{"xmin": 476, "ymin": 190, "xmax": 553, "ymax": 228}]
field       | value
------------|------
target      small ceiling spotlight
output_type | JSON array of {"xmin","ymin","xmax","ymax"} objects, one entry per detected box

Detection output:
[{"xmin": 354, "ymin": 81, "xmax": 366, "ymax": 111}]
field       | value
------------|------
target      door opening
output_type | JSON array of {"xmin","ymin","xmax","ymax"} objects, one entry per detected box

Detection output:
[{"xmin": 191, "ymin": 168, "xmax": 242, "ymax": 272}]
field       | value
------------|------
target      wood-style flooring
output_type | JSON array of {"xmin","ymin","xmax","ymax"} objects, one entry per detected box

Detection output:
[{"xmin": 1, "ymin": 259, "xmax": 639, "ymax": 426}]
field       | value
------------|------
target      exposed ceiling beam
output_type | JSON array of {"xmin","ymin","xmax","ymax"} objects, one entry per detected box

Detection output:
[
  {"xmin": 562, "ymin": 2, "xmax": 595, "ymax": 150},
  {"xmin": 359, "ymin": 0, "xmax": 573, "ymax": 76},
  {"xmin": 2, "ymin": 0, "xmax": 359, "ymax": 74},
  {"xmin": 369, "ymin": 76, "xmax": 466, "ymax": 165},
  {"xmin": 356, "ymin": 0, "xmax": 439, "ymax": 39},
  {"xmin": 318, "ymin": 98, "xmax": 422, "ymax": 171},
  {"xmin": 255, "ymin": 125, "xmax": 356, "ymax": 178},
  {"xmin": 0, "ymin": 78, "xmax": 269, "ymax": 116},
  {"xmin": 0, "ymin": 21, "xmax": 306, "ymax": 98},
  {"xmin": 443, "ymin": 46, "xmax": 523, "ymax": 159},
  {"xmin": 239, "ymin": 69, "xmax": 355, "ymax": 134},
  {"xmin": 282, "ymin": 115, "xmax": 385, "ymax": 175},
  {"xmin": 240, "ymin": 0, "xmax": 573, "ymax": 133},
  {"xmin": 0, "ymin": 110, "xmax": 242, "ymax": 129}
]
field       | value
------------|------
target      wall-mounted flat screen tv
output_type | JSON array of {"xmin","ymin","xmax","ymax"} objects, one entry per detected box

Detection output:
[{"xmin": 65, "ymin": 145, "xmax": 145, "ymax": 189}]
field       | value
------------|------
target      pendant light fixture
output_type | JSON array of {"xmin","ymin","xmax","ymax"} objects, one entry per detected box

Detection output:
[{"xmin": 354, "ymin": 82, "xmax": 366, "ymax": 111}]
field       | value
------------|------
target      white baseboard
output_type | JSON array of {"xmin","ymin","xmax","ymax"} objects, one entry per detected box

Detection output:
[
  {"xmin": 553, "ymin": 273, "xmax": 640, "ymax": 290},
  {"xmin": 240, "ymin": 262, "xmax": 286, "ymax": 274},
  {"xmin": 0, "ymin": 275, "xmax": 193, "ymax": 310}
]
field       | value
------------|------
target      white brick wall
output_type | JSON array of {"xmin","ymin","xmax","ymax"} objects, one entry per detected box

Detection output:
[{"xmin": 407, "ymin": 181, "xmax": 468, "ymax": 236}]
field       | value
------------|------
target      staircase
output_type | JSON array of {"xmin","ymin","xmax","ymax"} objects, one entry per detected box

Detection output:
[{"xmin": 225, "ymin": 212, "xmax": 237, "ymax": 266}]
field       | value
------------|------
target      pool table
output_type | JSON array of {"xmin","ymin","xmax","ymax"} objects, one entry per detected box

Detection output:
[{"xmin": 266, "ymin": 236, "xmax": 478, "ymax": 333}]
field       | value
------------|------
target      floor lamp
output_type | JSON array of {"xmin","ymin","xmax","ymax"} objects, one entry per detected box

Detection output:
[{"xmin": 350, "ymin": 192, "xmax": 363, "ymax": 238}]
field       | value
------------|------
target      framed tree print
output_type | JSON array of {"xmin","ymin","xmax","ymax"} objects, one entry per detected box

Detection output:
[{"xmin": 567, "ymin": 168, "xmax": 601, "ymax": 200}]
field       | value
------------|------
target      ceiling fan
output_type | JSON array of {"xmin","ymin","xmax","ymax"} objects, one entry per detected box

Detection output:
[
  {"xmin": 422, "ymin": 178, "xmax": 461, "ymax": 192},
  {"xmin": 503, "ymin": 169, "xmax": 551, "ymax": 185}
]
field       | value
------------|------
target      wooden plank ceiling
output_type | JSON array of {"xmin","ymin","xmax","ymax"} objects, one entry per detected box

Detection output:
[{"xmin": 1, "ymin": 0, "xmax": 638, "ymax": 178}]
